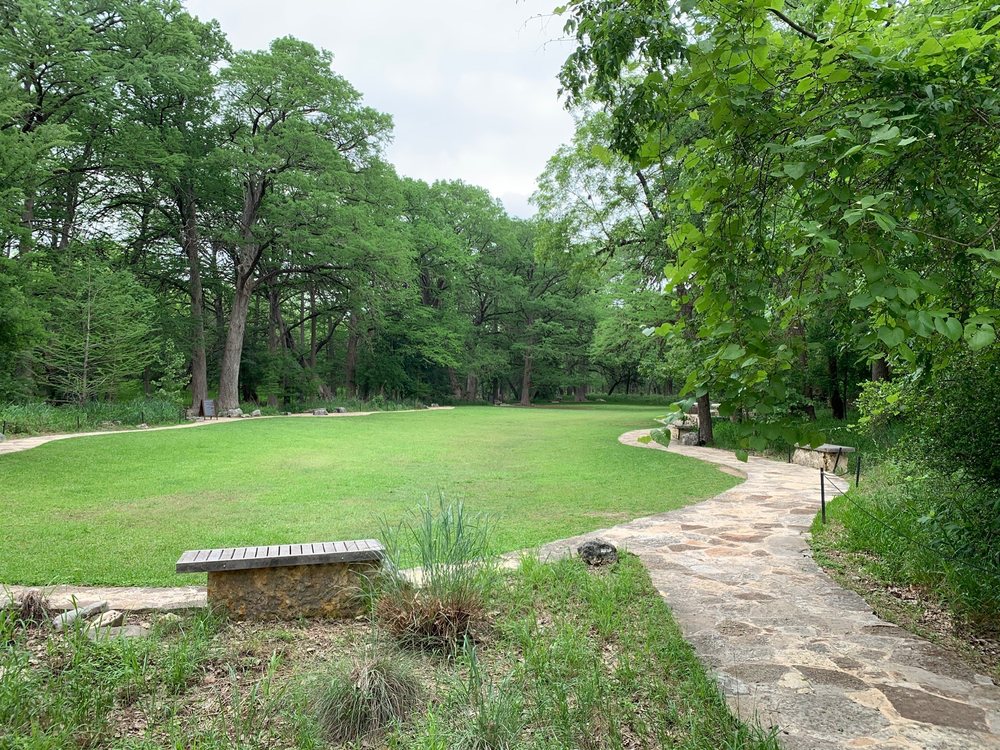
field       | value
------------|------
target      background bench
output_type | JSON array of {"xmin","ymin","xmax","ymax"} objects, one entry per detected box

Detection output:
[{"xmin": 176, "ymin": 539, "xmax": 383, "ymax": 620}]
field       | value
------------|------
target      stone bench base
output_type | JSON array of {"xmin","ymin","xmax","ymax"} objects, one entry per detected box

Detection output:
[
  {"xmin": 207, "ymin": 560, "xmax": 379, "ymax": 620},
  {"xmin": 792, "ymin": 444, "xmax": 855, "ymax": 474}
]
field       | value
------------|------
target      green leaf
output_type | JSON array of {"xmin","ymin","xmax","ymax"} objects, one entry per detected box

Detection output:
[
  {"xmin": 966, "ymin": 324, "xmax": 996, "ymax": 351},
  {"xmin": 720, "ymin": 343, "xmax": 747, "ymax": 360},
  {"xmin": 878, "ymin": 326, "xmax": 905, "ymax": 347},
  {"xmin": 735, "ymin": 449, "xmax": 750, "ymax": 463},
  {"xmin": 783, "ymin": 162, "xmax": 808, "ymax": 179},
  {"xmin": 637, "ymin": 435, "xmax": 653, "ymax": 444}
]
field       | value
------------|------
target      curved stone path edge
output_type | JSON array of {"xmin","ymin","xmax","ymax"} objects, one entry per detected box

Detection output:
[
  {"xmin": 533, "ymin": 430, "xmax": 1000, "ymax": 750},
  {"xmin": 7, "ymin": 424, "xmax": 1000, "ymax": 748}
]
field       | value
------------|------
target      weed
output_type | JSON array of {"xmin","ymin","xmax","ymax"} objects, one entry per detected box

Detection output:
[
  {"xmin": 377, "ymin": 497, "xmax": 498, "ymax": 650},
  {"xmin": 312, "ymin": 647, "xmax": 423, "ymax": 744}
]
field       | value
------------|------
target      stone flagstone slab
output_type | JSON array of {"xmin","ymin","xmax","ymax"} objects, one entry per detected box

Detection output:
[{"xmin": 535, "ymin": 430, "xmax": 1000, "ymax": 749}]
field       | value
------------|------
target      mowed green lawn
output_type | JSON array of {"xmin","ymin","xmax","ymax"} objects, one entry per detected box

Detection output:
[{"xmin": 0, "ymin": 406, "xmax": 739, "ymax": 586}]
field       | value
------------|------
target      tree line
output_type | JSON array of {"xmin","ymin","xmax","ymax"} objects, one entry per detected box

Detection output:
[{"xmin": 1, "ymin": 0, "xmax": 673, "ymax": 413}]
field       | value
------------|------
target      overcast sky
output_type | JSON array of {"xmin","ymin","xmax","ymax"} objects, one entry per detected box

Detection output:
[{"xmin": 183, "ymin": 0, "xmax": 576, "ymax": 217}]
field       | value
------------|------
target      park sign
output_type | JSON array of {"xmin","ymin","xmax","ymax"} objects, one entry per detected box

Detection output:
[{"xmin": 199, "ymin": 399, "xmax": 217, "ymax": 419}]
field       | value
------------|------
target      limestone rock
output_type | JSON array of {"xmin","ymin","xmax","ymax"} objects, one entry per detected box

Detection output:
[
  {"xmin": 312, "ymin": 408, "xmax": 328, "ymax": 416},
  {"xmin": 137, "ymin": 423, "xmax": 149, "ymax": 429},
  {"xmin": 334, "ymin": 407, "xmax": 347, "ymax": 414},
  {"xmin": 240, "ymin": 413, "xmax": 251, "ymax": 418},
  {"xmin": 207, "ymin": 560, "xmax": 380, "ymax": 620},
  {"xmin": 577, "ymin": 539, "xmax": 618, "ymax": 566},
  {"xmin": 226, "ymin": 408, "xmax": 243, "ymax": 418},
  {"xmin": 86, "ymin": 624, "xmax": 150, "ymax": 641},
  {"xmin": 88, "ymin": 609, "xmax": 124, "ymax": 629},
  {"xmin": 251, "ymin": 409, "xmax": 262, "ymax": 417},
  {"xmin": 53, "ymin": 600, "xmax": 108, "ymax": 631},
  {"xmin": 430, "ymin": 403, "xmax": 440, "ymax": 408}
]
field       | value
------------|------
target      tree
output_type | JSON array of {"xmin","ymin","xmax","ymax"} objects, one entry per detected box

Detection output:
[
  {"xmin": 557, "ymin": 0, "xmax": 1000, "ymax": 448},
  {"xmin": 213, "ymin": 37, "xmax": 392, "ymax": 410},
  {"xmin": 39, "ymin": 256, "xmax": 159, "ymax": 403}
]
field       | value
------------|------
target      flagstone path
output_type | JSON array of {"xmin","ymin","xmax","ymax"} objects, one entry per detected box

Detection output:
[{"xmin": 536, "ymin": 430, "xmax": 1000, "ymax": 749}]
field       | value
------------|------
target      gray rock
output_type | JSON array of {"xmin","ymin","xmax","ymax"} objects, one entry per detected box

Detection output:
[
  {"xmin": 240, "ymin": 413, "xmax": 251, "ymax": 418},
  {"xmin": 251, "ymin": 409, "xmax": 262, "ymax": 417},
  {"xmin": 88, "ymin": 609, "xmax": 124, "ymax": 629},
  {"xmin": 137, "ymin": 423, "xmax": 149, "ymax": 430},
  {"xmin": 226, "ymin": 408, "xmax": 243, "ymax": 418},
  {"xmin": 312, "ymin": 408, "xmax": 328, "ymax": 416},
  {"xmin": 430, "ymin": 403, "xmax": 440, "ymax": 408},
  {"xmin": 577, "ymin": 539, "xmax": 618, "ymax": 566},
  {"xmin": 334, "ymin": 407, "xmax": 347, "ymax": 414},
  {"xmin": 86, "ymin": 624, "xmax": 150, "ymax": 641},
  {"xmin": 53, "ymin": 600, "xmax": 108, "ymax": 631}
]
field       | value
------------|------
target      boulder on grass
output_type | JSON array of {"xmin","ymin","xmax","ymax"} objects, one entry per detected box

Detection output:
[
  {"xmin": 251, "ymin": 409, "xmax": 262, "ymax": 417},
  {"xmin": 577, "ymin": 539, "xmax": 618, "ymax": 566},
  {"xmin": 226, "ymin": 408, "xmax": 243, "ymax": 418},
  {"xmin": 312, "ymin": 408, "xmax": 328, "ymax": 416}
]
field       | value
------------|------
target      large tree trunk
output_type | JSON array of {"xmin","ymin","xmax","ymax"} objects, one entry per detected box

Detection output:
[
  {"xmin": 575, "ymin": 384, "xmax": 587, "ymax": 402},
  {"xmin": 266, "ymin": 286, "xmax": 281, "ymax": 408},
  {"xmin": 466, "ymin": 372, "xmax": 479, "ymax": 401},
  {"xmin": 829, "ymin": 355, "xmax": 846, "ymax": 419},
  {"xmin": 345, "ymin": 311, "xmax": 359, "ymax": 397},
  {"xmin": 448, "ymin": 368, "xmax": 464, "ymax": 399},
  {"xmin": 181, "ymin": 193, "xmax": 208, "ymax": 409},
  {"xmin": 519, "ymin": 352, "xmax": 532, "ymax": 406},
  {"xmin": 218, "ymin": 279, "xmax": 253, "ymax": 411},
  {"xmin": 697, "ymin": 392, "xmax": 714, "ymax": 445},
  {"xmin": 871, "ymin": 357, "xmax": 890, "ymax": 382}
]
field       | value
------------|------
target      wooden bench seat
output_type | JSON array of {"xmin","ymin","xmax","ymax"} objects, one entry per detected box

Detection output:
[
  {"xmin": 176, "ymin": 539, "xmax": 383, "ymax": 573},
  {"xmin": 176, "ymin": 539, "xmax": 384, "ymax": 620}
]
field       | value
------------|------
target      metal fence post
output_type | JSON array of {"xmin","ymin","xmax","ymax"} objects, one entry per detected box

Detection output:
[
  {"xmin": 820, "ymin": 468, "xmax": 827, "ymax": 524},
  {"xmin": 855, "ymin": 454, "xmax": 862, "ymax": 488}
]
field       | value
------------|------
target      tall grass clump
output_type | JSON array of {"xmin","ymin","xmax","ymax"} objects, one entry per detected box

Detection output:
[
  {"xmin": 312, "ymin": 648, "xmax": 422, "ymax": 744},
  {"xmin": 375, "ymin": 497, "xmax": 497, "ymax": 650},
  {"xmin": 0, "ymin": 397, "xmax": 183, "ymax": 435}
]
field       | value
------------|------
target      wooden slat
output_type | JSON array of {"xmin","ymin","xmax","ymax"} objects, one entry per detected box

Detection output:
[{"xmin": 175, "ymin": 538, "xmax": 384, "ymax": 573}]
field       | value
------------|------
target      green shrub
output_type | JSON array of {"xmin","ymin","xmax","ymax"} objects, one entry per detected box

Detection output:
[
  {"xmin": 313, "ymin": 649, "xmax": 422, "ymax": 744},
  {"xmin": 376, "ymin": 497, "xmax": 497, "ymax": 650},
  {"xmin": 0, "ymin": 397, "xmax": 183, "ymax": 435}
]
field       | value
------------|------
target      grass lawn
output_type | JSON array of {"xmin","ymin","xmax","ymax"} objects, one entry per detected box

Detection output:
[{"xmin": 0, "ymin": 406, "xmax": 739, "ymax": 587}]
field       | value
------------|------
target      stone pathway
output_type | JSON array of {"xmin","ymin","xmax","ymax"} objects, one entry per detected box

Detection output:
[
  {"xmin": 536, "ymin": 430, "xmax": 1000, "ymax": 749},
  {"xmin": 0, "ymin": 406, "xmax": 454, "ymax": 457}
]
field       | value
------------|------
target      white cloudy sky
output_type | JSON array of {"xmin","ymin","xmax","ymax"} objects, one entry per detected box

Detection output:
[{"xmin": 184, "ymin": 1, "xmax": 576, "ymax": 217}]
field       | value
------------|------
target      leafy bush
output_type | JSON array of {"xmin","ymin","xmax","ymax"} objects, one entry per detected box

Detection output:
[
  {"xmin": 818, "ymin": 461, "xmax": 1000, "ymax": 625},
  {"xmin": 376, "ymin": 498, "xmax": 497, "ymax": 650},
  {"xmin": 902, "ymin": 348, "xmax": 1000, "ymax": 482},
  {"xmin": 312, "ymin": 648, "xmax": 422, "ymax": 744}
]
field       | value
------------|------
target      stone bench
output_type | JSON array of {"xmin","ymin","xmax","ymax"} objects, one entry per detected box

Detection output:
[
  {"xmin": 792, "ymin": 444, "xmax": 856, "ymax": 474},
  {"xmin": 176, "ymin": 540, "xmax": 383, "ymax": 620},
  {"xmin": 668, "ymin": 420, "xmax": 700, "ymax": 445}
]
